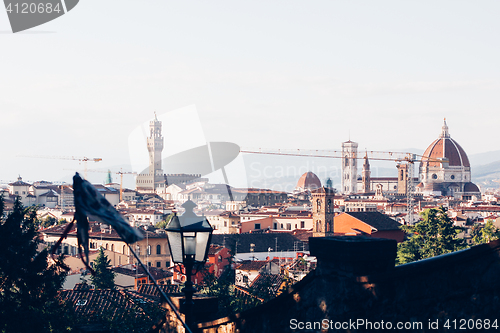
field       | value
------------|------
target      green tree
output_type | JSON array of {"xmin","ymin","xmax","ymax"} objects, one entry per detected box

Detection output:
[
  {"xmin": 201, "ymin": 271, "xmax": 261, "ymax": 317},
  {"xmin": 397, "ymin": 206, "xmax": 466, "ymax": 265},
  {"xmin": 0, "ymin": 197, "xmax": 72, "ymax": 332},
  {"xmin": 38, "ymin": 215, "xmax": 58, "ymax": 229},
  {"xmin": 155, "ymin": 213, "xmax": 174, "ymax": 229},
  {"xmin": 472, "ymin": 220, "xmax": 500, "ymax": 245},
  {"xmin": 91, "ymin": 247, "xmax": 116, "ymax": 289}
]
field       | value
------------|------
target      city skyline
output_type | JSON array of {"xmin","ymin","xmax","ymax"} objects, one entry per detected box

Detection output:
[{"xmin": 1, "ymin": 1, "xmax": 500, "ymax": 185}]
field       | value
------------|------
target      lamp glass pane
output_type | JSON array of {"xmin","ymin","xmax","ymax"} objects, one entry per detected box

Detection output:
[
  {"xmin": 184, "ymin": 236, "xmax": 196, "ymax": 256},
  {"xmin": 166, "ymin": 231, "xmax": 183, "ymax": 263},
  {"xmin": 195, "ymin": 232, "xmax": 210, "ymax": 262}
]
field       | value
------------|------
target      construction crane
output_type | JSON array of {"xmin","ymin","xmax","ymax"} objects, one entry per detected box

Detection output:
[
  {"xmin": 86, "ymin": 169, "xmax": 137, "ymax": 201},
  {"xmin": 18, "ymin": 155, "xmax": 102, "ymax": 179},
  {"xmin": 240, "ymin": 147, "xmax": 443, "ymax": 224}
]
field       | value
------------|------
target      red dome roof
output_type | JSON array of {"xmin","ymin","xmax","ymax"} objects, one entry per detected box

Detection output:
[
  {"xmin": 422, "ymin": 120, "xmax": 470, "ymax": 168},
  {"xmin": 296, "ymin": 172, "xmax": 321, "ymax": 190}
]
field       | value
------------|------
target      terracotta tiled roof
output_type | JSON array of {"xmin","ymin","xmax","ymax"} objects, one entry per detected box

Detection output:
[
  {"xmin": 345, "ymin": 212, "xmax": 402, "ymax": 231},
  {"xmin": 43, "ymin": 221, "xmax": 168, "ymax": 240},
  {"xmin": 58, "ymin": 289, "xmax": 164, "ymax": 323},
  {"xmin": 208, "ymin": 245, "xmax": 225, "ymax": 255},
  {"xmin": 233, "ymin": 188, "xmax": 287, "ymax": 195},
  {"xmin": 211, "ymin": 233, "xmax": 307, "ymax": 252},
  {"xmin": 250, "ymin": 273, "xmax": 285, "ymax": 295},
  {"xmin": 237, "ymin": 260, "xmax": 269, "ymax": 271},
  {"xmin": 39, "ymin": 189, "xmax": 58, "ymax": 197},
  {"xmin": 8, "ymin": 180, "xmax": 30, "ymax": 186},
  {"xmin": 137, "ymin": 283, "xmax": 181, "ymax": 298},
  {"xmin": 113, "ymin": 266, "xmax": 172, "ymax": 280}
]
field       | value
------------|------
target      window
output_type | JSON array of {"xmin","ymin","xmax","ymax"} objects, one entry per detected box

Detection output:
[
  {"xmin": 218, "ymin": 255, "xmax": 222, "ymax": 262},
  {"xmin": 123, "ymin": 245, "xmax": 126, "ymax": 254},
  {"xmin": 76, "ymin": 299, "xmax": 87, "ymax": 306},
  {"xmin": 224, "ymin": 221, "xmax": 227, "ymax": 227},
  {"xmin": 243, "ymin": 275, "xmax": 249, "ymax": 284},
  {"xmin": 156, "ymin": 262, "xmax": 161, "ymax": 267},
  {"xmin": 156, "ymin": 244, "xmax": 161, "ymax": 255},
  {"xmin": 301, "ymin": 221, "xmax": 305, "ymax": 228},
  {"xmin": 111, "ymin": 244, "xmax": 114, "ymax": 252},
  {"xmin": 316, "ymin": 199, "xmax": 321, "ymax": 213},
  {"xmin": 432, "ymin": 174, "xmax": 438, "ymax": 179},
  {"xmin": 286, "ymin": 223, "xmax": 291, "ymax": 230},
  {"xmin": 254, "ymin": 223, "xmax": 261, "ymax": 230},
  {"xmin": 273, "ymin": 222, "xmax": 277, "ymax": 229},
  {"xmin": 451, "ymin": 175, "xmax": 455, "ymax": 180}
]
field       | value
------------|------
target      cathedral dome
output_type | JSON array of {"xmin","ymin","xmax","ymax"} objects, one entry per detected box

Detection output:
[
  {"xmin": 464, "ymin": 182, "xmax": 480, "ymax": 193},
  {"xmin": 296, "ymin": 172, "xmax": 321, "ymax": 191},
  {"xmin": 421, "ymin": 119, "xmax": 470, "ymax": 168}
]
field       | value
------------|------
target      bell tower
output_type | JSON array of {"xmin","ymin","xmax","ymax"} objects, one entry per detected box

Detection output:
[
  {"xmin": 312, "ymin": 187, "xmax": 336, "ymax": 237},
  {"xmin": 341, "ymin": 140, "xmax": 358, "ymax": 194},
  {"xmin": 361, "ymin": 152, "xmax": 371, "ymax": 193},
  {"xmin": 147, "ymin": 113, "xmax": 164, "ymax": 176},
  {"xmin": 136, "ymin": 113, "xmax": 165, "ymax": 193},
  {"xmin": 397, "ymin": 163, "xmax": 409, "ymax": 195}
]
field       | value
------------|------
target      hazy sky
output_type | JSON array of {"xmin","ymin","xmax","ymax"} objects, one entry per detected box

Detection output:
[{"xmin": 1, "ymin": 1, "xmax": 499, "ymax": 186}]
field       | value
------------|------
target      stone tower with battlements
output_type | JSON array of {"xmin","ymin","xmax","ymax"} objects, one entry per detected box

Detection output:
[{"xmin": 136, "ymin": 114, "xmax": 165, "ymax": 193}]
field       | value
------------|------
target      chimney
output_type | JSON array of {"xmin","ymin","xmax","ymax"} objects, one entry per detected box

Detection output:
[{"xmin": 309, "ymin": 236, "xmax": 397, "ymax": 276}]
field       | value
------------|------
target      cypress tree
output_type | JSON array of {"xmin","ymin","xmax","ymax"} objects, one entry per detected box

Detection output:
[{"xmin": 91, "ymin": 247, "xmax": 116, "ymax": 289}]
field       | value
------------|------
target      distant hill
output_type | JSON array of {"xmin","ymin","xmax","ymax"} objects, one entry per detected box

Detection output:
[{"xmin": 469, "ymin": 150, "xmax": 500, "ymax": 167}]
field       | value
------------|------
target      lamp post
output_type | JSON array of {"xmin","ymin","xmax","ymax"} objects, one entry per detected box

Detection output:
[{"xmin": 165, "ymin": 200, "xmax": 213, "ymax": 331}]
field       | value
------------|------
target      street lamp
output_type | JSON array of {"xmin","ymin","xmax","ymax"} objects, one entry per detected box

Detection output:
[{"xmin": 165, "ymin": 200, "xmax": 213, "ymax": 330}]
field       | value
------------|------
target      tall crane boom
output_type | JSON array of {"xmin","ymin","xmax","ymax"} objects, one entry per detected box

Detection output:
[
  {"xmin": 86, "ymin": 168, "xmax": 137, "ymax": 201},
  {"xmin": 18, "ymin": 155, "xmax": 102, "ymax": 179}
]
